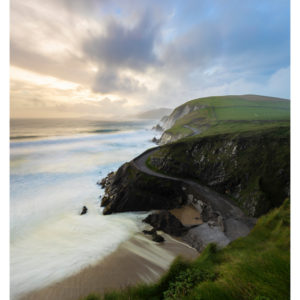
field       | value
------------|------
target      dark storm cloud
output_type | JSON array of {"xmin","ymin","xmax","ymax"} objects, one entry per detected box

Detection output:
[
  {"xmin": 83, "ymin": 14, "xmax": 160, "ymax": 70},
  {"xmin": 92, "ymin": 70, "xmax": 145, "ymax": 93},
  {"xmin": 83, "ymin": 13, "xmax": 162, "ymax": 93}
]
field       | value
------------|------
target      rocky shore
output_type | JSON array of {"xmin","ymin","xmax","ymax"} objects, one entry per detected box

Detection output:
[{"xmin": 99, "ymin": 151, "xmax": 256, "ymax": 252}]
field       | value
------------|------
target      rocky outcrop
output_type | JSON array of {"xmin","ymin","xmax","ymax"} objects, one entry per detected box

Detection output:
[
  {"xmin": 161, "ymin": 104, "xmax": 207, "ymax": 130},
  {"xmin": 152, "ymin": 124, "xmax": 164, "ymax": 132},
  {"xmin": 97, "ymin": 171, "xmax": 115, "ymax": 189},
  {"xmin": 148, "ymin": 127, "xmax": 290, "ymax": 217},
  {"xmin": 143, "ymin": 228, "xmax": 165, "ymax": 243},
  {"xmin": 143, "ymin": 211, "xmax": 187, "ymax": 236},
  {"xmin": 80, "ymin": 206, "xmax": 88, "ymax": 215},
  {"xmin": 100, "ymin": 162, "xmax": 188, "ymax": 215},
  {"xmin": 152, "ymin": 137, "xmax": 159, "ymax": 144},
  {"xmin": 155, "ymin": 103, "xmax": 208, "ymax": 145},
  {"xmin": 158, "ymin": 132, "xmax": 187, "ymax": 145},
  {"xmin": 182, "ymin": 223, "xmax": 230, "ymax": 252}
]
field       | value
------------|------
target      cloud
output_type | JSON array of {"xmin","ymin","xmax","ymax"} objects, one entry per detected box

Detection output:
[
  {"xmin": 10, "ymin": 0, "xmax": 290, "ymax": 118},
  {"xmin": 83, "ymin": 14, "xmax": 160, "ymax": 71},
  {"xmin": 10, "ymin": 41, "xmax": 93, "ymax": 86},
  {"xmin": 82, "ymin": 13, "xmax": 162, "ymax": 93},
  {"xmin": 92, "ymin": 70, "xmax": 146, "ymax": 93},
  {"xmin": 10, "ymin": 78, "xmax": 132, "ymax": 119}
]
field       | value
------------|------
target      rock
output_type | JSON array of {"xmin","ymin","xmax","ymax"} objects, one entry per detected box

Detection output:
[
  {"xmin": 143, "ymin": 211, "xmax": 187, "ymax": 236},
  {"xmin": 152, "ymin": 124, "xmax": 163, "ymax": 132},
  {"xmin": 152, "ymin": 137, "xmax": 159, "ymax": 144},
  {"xmin": 208, "ymin": 220, "xmax": 215, "ymax": 227},
  {"xmin": 101, "ymin": 163, "xmax": 187, "ymax": 215},
  {"xmin": 187, "ymin": 194, "xmax": 194, "ymax": 203},
  {"xmin": 183, "ymin": 223, "xmax": 230, "ymax": 252},
  {"xmin": 98, "ymin": 172, "xmax": 115, "ymax": 189},
  {"xmin": 152, "ymin": 232, "xmax": 165, "ymax": 243},
  {"xmin": 143, "ymin": 228, "xmax": 156, "ymax": 235},
  {"xmin": 143, "ymin": 228, "xmax": 165, "ymax": 242},
  {"xmin": 217, "ymin": 215, "xmax": 225, "ymax": 232},
  {"xmin": 193, "ymin": 200, "xmax": 204, "ymax": 214},
  {"xmin": 100, "ymin": 196, "xmax": 110, "ymax": 207},
  {"xmin": 80, "ymin": 206, "xmax": 88, "ymax": 215}
]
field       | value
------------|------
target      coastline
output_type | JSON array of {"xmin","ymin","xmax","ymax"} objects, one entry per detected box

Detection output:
[{"xmin": 20, "ymin": 233, "xmax": 198, "ymax": 300}]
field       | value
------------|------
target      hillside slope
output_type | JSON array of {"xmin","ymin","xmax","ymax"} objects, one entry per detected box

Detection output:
[{"xmin": 158, "ymin": 94, "xmax": 290, "ymax": 144}]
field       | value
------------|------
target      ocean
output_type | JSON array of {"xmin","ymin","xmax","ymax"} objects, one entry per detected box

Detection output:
[{"xmin": 10, "ymin": 119, "xmax": 160, "ymax": 299}]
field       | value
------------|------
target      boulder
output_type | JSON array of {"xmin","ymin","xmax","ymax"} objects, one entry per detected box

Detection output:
[
  {"xmin": 143, "ymin": 211, "xmax": 187, "ymax": 236},
  {"xmin": 80, "ymin": 206, "xmax": 88, "ymax": 215},
  {"xmin": 152, "ymin": 124, "xmax": 163, "ymax": 132},
  {"xmin": 152, "ymin": 137, "xmax": 159, "ymax": 144},
  {"xmin": 143, "ymin": 228, "xmax": 156, "ymax": 235},
  {"xmin": 152, "ymin": 232, "xmax": 165, "ymax": 243}
]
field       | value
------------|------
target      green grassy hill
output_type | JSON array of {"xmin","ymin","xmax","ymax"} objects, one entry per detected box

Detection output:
[
  {"xmin": 164, "ymin": 95, "xmax": 290, "ymax": 139},
  {"xmin": 83, "ymin": 199, "xmax": 290, "ymax": 300}
]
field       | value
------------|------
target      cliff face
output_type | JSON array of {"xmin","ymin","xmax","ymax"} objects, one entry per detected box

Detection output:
[
  {"xmin": 159, "ymin": 131, "xmax": 187, "ymax": 145},
  {"xmin": 101, "ymin": 162, "xmax": 188, "ymax": 215},
  {"xmin": 161, "ymin": 104, "xmax": 204, "ymax": 130},
  {"xmin": 149, "ymin": 127, "xmax": 290, "ymax": 217},
  {"xmin": 101, "ymin": 127, "xmax": 289, "ymax": 217}
]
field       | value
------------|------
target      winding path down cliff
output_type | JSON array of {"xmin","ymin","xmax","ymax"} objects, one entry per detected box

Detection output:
[{"xmin": 133, "ymin": 148, "xmax": 256, "ymax": 242}]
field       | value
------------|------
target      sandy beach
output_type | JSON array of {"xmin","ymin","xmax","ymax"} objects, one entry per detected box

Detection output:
[
  {"xmin": 170, "ymin": 205, "xmax": 203, "ymax": 226},
  {"xmin": 20, "ymin": 232, "xmax": 198, "ymax": 300}
]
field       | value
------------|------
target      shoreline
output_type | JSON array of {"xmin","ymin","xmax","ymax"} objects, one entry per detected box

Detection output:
[{"xmin": 20, "ymin": 233, "xmax": 198, "ymax": 300}]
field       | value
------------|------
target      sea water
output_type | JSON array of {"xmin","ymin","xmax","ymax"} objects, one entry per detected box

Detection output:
[{"xmin": 10, "ymin": 119, "xmax": 160, "ymax": 299}]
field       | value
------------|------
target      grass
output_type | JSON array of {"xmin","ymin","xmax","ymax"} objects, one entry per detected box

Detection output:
[
  {"xmin": 164, "ymin": 95, "xmax": 290, "ymax": 139},
  {"xmin": 82, "ymin": 199, "xmax": 290, "ymax": 300}
]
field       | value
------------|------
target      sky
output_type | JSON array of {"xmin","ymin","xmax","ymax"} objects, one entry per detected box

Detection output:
[{"xmin": 10, "ymin": 0, "xmax": 290, "ymax": 119}]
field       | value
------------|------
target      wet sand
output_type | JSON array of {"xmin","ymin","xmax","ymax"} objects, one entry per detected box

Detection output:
[{"xmin": 20, "ymin": 233, "xmax": 198, "ymax": 300}]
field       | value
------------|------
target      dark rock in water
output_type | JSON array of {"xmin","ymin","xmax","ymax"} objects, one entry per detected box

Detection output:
[
  {"xmin": 152, "ymin": 232, "xmax": 165, "ymax": 243},
  {"xmin": 143, "ymin": 228, "xmax": 156, "ymax": 235},
  {"xmin": 152, "ymin": 137, "xmax": 159, "ymax": 144},
  {"xmin": 143, "ymin": 211, "xmax": 187, "ymax": 236},
  {"xmin": 80, "ymin": 206, "xmax": 88, "ymax": 215},
  {"xmin": 143, "ymin": 228, "xmax": 165, "ymax": 242},
  {"xmin": 152, "ymin": 124, "xmax": 163, "ymax": 132}
]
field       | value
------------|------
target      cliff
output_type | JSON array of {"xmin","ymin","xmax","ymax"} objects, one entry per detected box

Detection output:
[
  {"xmin": 101, "ymin": 95, "xmax": 290, "ymax": 218},
  {"xmin": 101, "ymin": 162, "xmax": 188, "ymax": 215},
  {"xmin": 148, "ymin": 127, "xmax": 290, "ymax": 217}
]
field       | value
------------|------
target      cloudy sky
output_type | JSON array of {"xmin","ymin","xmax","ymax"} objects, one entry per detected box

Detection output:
[{"xmin": 10, "ymin": 0, "xmax": 290, "ymax": 119}]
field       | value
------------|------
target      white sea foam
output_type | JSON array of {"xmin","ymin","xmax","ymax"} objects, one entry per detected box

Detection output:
[{"xmin": 10, "ymin": 124, "xmax": 155, "ymax": 299}]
